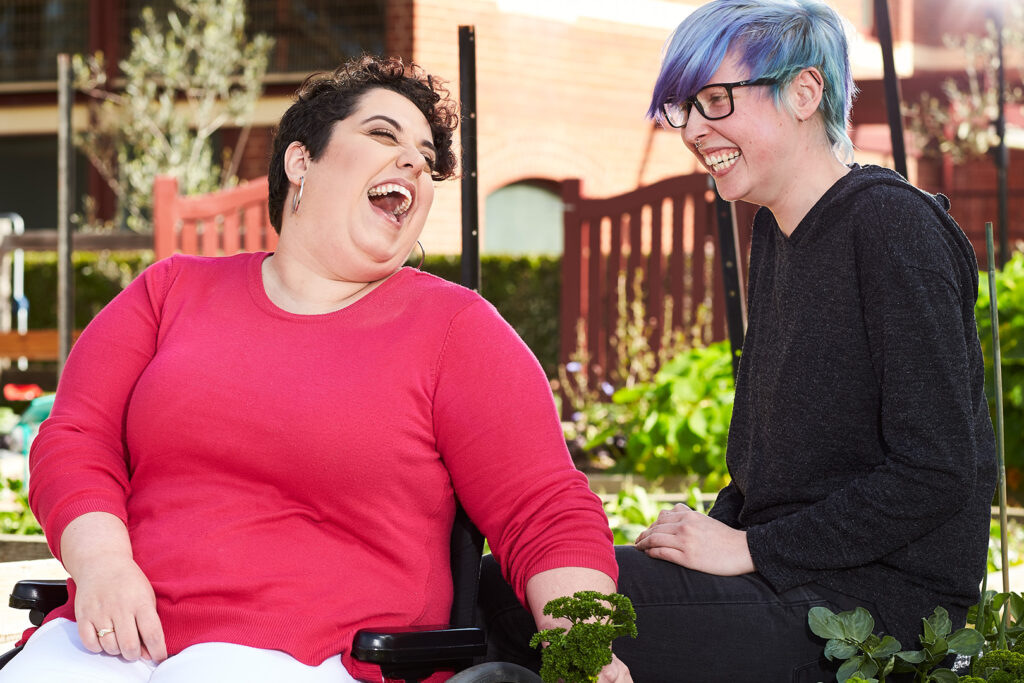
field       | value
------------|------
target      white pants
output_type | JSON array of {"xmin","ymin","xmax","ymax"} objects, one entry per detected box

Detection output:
[{"xmin": 0, "ymin": 618, "xmax": 361, "ymax": 683}]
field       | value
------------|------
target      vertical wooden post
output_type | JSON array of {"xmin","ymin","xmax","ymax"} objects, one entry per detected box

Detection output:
[{"xmin": 57, "ymin": 54, "xmax": 76, "ymax": 380}]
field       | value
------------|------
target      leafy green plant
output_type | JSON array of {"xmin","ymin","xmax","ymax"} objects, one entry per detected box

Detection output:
[
  {"xmin": 808, "ymin": 605, "xmax": 983, "ymax": 682},
  {"xmin": 607, "ymin": 340, "xmax": 734, "ymax": 485},
  {"xmin": 0, "ymin": 479, "xmax": 43, "ymax": 536},
  {"xmin": 556, "ymin": 270, "xmax": 733, "ymax": 485},
  {"xmin": 988, "ymin": 519, "xmax": 1024, "ymax": 574},
  {"xmin": 558, "ymin": 272, "xmax": 694, "ymax": 470},
  {"xmin": 976, "ymin": 252, "xmax": 1024, "ymax": 503},
  {"xmin": 530, "ymin": 591, "xmax": 637, "ymax": 683},
  {"xmin": 602, "ymin": 486, "xmax": 672, "ymax": 546},
  {"xmin": 969, "ymin": 590, "xmax": 1024, "ymax": 656}
]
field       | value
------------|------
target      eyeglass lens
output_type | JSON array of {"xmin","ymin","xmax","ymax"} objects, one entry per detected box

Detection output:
[{"xmin": 664, "ymin": 84, "xmax": 734, "ymax": 127}]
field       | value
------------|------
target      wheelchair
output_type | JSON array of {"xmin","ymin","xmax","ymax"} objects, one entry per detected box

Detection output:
[{"xmin": 0, "ymin": 503, "xmax": 542, "ymax": 683}]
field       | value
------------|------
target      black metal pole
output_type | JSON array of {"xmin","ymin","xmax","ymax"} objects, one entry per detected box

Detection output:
[
  {"xmin": 993, "ymin": 8, "xmax": 1009, "ymax": 268},
  {"xmin": 873, "ymin": 0, "xmax": 908, "ymax": 178},
  {"xmin": 713, "ymin": 184, "xmax": 745, "ymax": 381},
  {"xmin": 458, "ymin": 26, "xmax": 480, "ymax": 292},
  {"xmin": 57, "ymin": 54, "xmax": 75, "ymax": 379}
]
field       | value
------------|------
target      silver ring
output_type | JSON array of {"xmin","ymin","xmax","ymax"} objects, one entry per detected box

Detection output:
[{"xmin": 96, "ymin": 627, "xmax": 115, "ymax": 638}]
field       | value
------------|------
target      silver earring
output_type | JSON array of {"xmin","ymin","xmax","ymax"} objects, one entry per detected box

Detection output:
[
  {"xmin": 291, "ymin": 176, "xmax": 305, "ymax": 214},
  {"xmin": 414, "ymin": 240, "xmax": 425, "ymax": 269}
]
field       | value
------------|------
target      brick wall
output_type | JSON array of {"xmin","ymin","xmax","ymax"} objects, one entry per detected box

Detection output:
[{"xmin": 407, "ymin": 0, "xmax": 704, "ymax": 254}]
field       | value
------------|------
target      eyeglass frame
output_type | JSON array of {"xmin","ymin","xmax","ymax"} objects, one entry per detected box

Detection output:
[{"xmin": 660, "ymin": 77, "xmax": 778, "ymax": 129}]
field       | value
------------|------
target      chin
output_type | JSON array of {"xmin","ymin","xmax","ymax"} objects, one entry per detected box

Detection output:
[{"xmin": 712, "ymin": 179, "xmax": 755, "ymax": 205}]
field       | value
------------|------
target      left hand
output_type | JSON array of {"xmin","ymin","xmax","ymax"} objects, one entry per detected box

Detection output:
[{"xmin": 634, "ymin": 504, "xmax": 755, "ymax": 576}]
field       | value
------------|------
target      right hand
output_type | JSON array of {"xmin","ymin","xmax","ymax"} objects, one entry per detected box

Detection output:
[
  {"xmin": 60, "ymin": 512, "xmax": 167, "ymax": 663},
  {"xmin": 72, "ymin": 555, "xmax": 167, "ymax": 662},
  {"xmin": 597, "ymin": 653, "xmax": 633, "ymax": 683}
]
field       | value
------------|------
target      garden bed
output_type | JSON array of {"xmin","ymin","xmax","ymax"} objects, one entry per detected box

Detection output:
[{"xmin": 0, "ymin": 535, "xmax": 51, "ymax": 563}]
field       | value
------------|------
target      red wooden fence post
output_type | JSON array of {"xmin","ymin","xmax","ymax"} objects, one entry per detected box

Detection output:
[{"xmin": 152, "ymin": 176, "xmax": 179, "ymax": 260}]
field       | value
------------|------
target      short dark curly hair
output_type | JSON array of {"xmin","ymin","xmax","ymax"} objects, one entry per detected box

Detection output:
[{"xmin": 267, "ymin": 55, "xmax": 459, "ymax": 233}]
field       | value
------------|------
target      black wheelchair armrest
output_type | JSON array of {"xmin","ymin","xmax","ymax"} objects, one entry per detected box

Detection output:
[
  {"xmin": 353, "ymin": 625, "xmax": 486, "ymax": 680},
  {"xmin": 9, "ymin": 579, "xmax": 69, "ymax": 627}
]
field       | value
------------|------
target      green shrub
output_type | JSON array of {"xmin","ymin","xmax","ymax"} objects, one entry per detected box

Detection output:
[
  {"xmin": 23, "ymin": 250, "xmax": 154, "ymax": 329},
  {"xmin": 602, "ymin": 486, "xmax": 672, "ymax": 546},
  {"xmin": 0, "ymin": 479, "xmax": 42, "ymax": 535},
  {"xmin": 422, "ymin": 254, "xmax": 561, "ymax": 376},
  {"xmin": 608, "ymin": 341, "xmax": 734, "ymax": 485},
  {"xmin": 976, "ymin": 252, "xmax": 1024, "ymax": 502}
]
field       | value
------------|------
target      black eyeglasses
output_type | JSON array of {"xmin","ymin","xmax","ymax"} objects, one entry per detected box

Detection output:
[{"xmin": 660, "ymin": 78, "xmax": 778, "ymax": 128}]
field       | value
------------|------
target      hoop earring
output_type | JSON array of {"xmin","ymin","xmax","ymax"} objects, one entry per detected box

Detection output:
[
  {"xmin": 291, "ymin": 176, "xmax": 305, "ymax": 214},
  {"xmin": 414, "ymin": 240, "xmax": 425, "ymax": 269}
]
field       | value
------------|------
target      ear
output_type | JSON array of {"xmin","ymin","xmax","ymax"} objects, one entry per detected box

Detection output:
[
  {"xmin": 790, "ymin": 67, "xmax": 824, "ymax": 122},
  {"xmin": 283, "ymin": 141, "xmax": 310, "ymax": 184}
]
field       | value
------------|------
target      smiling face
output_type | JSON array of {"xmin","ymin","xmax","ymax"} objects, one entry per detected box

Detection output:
[
  {"xmin": 282, "ymin": 87, "xmax": 437, "ymax": 283},
  {"xmin": 681, "ymin": 51, "xmax": 801, "ymax": 209}
]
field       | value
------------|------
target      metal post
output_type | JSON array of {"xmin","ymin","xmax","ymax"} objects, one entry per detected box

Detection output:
[
  {"xmin": 458, "ymin": 26, "xmax": 480, "ymax": 292},
  {"xmin": 713, "ymin": 185, "xmax": 746, "ymax": 380},
  {"xmin": 873, "ymin": 0, "xmax": 908, "ymax": 178},
  {"xmin": 57, "ymin": 54, "xmax": 76, "ymax": 379},
  {"xmin": 993, "ymin": 8, "xmax": 1009, "ymax": 268},
  {"xmin": 986, "ymin": 222, "xmax": 1009, "ymax": 596}
]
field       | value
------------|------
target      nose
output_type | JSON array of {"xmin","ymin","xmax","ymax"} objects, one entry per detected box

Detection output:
[
  {"xmin": 397, "ymin": 144, "xmax": 429, "ymax": 176},
  {"xmin": 681, "ymin": 109, "xmax": 710, "ymax": 150}
]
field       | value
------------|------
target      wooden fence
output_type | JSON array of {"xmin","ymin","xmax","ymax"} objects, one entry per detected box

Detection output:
[
  {"xmin": 559, "ymin": 174, "xmax": 755, "ymax": 381},
  {"xmin": 152, "ymin": 175, "xmax": 277, "ymax": 260}
]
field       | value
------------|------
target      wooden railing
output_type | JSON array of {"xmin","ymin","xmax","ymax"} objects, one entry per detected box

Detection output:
[
  {"xmin": 560, "ymin": 174, "xmax": 755, "ymax": 381},
  {"xmin": 152, "ymin": 175, "xmax": 277, "ymax": 260}
]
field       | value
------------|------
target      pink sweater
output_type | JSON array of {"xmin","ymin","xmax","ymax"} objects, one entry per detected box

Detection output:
[{"xmin": 29, "ymin": 253, "xmax": 616, "ymax": 680}]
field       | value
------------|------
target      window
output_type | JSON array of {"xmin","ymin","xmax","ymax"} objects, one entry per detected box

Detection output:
[
  {"xmin": 484, "ymin": 181, "xmax": 564, "ymax": 256},
  {"xmin": 0, "ymin": 0, "xmax": 88, "ymax": 83}
]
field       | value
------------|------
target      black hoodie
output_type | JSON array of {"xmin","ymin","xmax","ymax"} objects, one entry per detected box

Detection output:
[{"xmin": 710, "ymin": 164, "xmax": 997, "ymax": 646}]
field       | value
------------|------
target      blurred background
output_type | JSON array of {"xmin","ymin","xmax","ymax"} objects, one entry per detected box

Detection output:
[{"xmin": 0, "ymin": 0, "xmax": 1020, "ymax": 254}]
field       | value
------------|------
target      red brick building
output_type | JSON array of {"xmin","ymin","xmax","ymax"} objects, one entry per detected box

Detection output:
[{"xmin": 0, "ymin": 0, "xmax": 1021, "ymax": 255}]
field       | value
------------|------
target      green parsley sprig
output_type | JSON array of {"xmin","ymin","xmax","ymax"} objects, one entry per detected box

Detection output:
[{"xmin": 529, "ymin": 591, "xmax": 637, "ymax": 683}]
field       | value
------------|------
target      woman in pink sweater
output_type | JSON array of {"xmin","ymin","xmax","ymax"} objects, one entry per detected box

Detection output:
[{"xmin": 5, "ymin": 56, "xmax": 629, "ymax": 683}]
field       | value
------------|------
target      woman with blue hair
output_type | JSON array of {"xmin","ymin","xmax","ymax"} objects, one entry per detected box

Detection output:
[{"xmin": 480, "ymin": 1, "xmax": 996, "ymax": 680}]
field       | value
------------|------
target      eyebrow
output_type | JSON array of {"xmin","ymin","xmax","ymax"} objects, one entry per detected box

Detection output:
[{"xmin": 361, "ymin": 114, "xmax": 436, "ymax": 154}]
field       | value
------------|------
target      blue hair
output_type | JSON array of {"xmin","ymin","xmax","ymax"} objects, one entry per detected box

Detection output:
[{"xmin": 649, "ymin": 0, "xmax": 857, "ymax": 160}]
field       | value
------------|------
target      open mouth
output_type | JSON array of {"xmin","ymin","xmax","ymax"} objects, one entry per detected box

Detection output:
[
  {"xmin": 703, "ymin": 150, "xmax": 741, "ymax": 174},
  {"xmin": 367, "ymin": 182, "xmax": 413, "ymax": 222}
]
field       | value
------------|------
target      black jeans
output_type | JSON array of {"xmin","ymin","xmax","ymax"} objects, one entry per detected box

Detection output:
[{"xmin": 479, "ymin": 546, "xmax": 874, "ymax": 683}]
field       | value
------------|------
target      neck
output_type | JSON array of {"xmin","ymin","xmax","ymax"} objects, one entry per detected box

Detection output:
[
  {"xmin": 261, "ymin": 249, "xmax": 393, "ymax": 315},
  {"xmin": 769, "ymin": 144, "xmax": 851, "ymax": 237}
]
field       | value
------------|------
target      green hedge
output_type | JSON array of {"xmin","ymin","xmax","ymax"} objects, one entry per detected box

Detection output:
[
  {"xmin": 422, "ymin": 255, "xmax": 561, "ymax": 376},
  {"xmin": 23, "ymin": 251, "xmax": 154, "ymax": 329},
  {"xmin": 19, "ymin": 251, "xmax": 562, "ymax": 376}
]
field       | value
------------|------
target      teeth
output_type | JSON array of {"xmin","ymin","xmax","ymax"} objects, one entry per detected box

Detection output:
[
  {"xmin": 367, "ymin": 183, "xmax": 413, "ymax": 216},
  {"xmin": 702, "ymin": 151, "xmax": 741, "ymax": 173}
]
